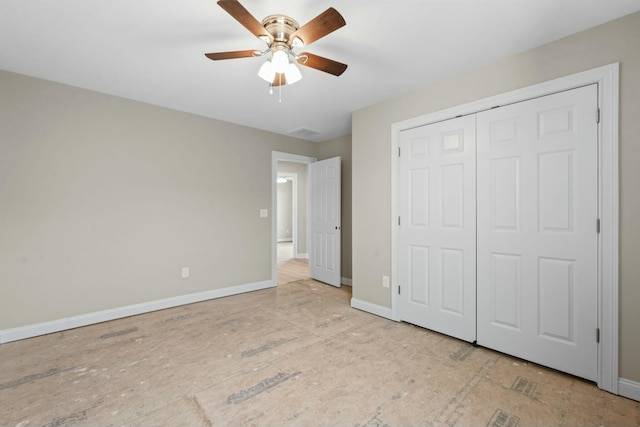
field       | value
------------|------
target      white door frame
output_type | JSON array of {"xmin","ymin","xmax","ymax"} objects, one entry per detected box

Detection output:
[
  {"xmin": 271, "ymin": 152, "xmax": 317, "ymax": 283},
  {"xmin": 390, "ymin": 63, "xmax": 619, "ymax": 393}
]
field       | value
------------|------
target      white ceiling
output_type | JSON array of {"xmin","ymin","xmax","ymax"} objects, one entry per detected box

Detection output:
[{"xmin": 2, "ymin": 0, "xmax": 639, "ymax": 142}]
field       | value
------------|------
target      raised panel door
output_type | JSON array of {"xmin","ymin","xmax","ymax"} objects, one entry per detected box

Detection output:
[
  {"xmin": 476, "ymin": 85, "xmax": 598, "ymax": 381},
  {"xmin": 398, "ymin": 116, "xmax": 476, "ymax": 342}
]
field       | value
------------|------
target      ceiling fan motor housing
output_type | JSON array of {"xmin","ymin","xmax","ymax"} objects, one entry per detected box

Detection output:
[{"xmin": 261, "ymin": 15, "xmax": 301, "ymax": 47}]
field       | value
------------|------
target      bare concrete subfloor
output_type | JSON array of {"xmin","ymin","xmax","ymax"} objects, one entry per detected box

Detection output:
[{"xmin": 1, "ymin": 280, "xmax": 639, "ymax": 427}]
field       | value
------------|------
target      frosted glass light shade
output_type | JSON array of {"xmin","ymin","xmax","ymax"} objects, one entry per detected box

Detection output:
[
  {"xmin": 271, "ymin": 49, "xmax": 289, "ymax": 73},
  {"xmin": 258, "ymin": 61, "xmax": 276, "ymax": 82},
  {"xmin": 285, "ymin": 63, "xmax": 302, "ymax": 85}
]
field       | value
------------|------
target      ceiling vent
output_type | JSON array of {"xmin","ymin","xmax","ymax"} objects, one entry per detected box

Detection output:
[{"xmin": 289, "ymin": 127, "xmax": 320, "ymax": 139}]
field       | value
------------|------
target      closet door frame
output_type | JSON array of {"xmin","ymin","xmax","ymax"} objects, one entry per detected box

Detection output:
[{"xmin": 390, "ymin": 63, "xmax": 619, "ymax": 394}]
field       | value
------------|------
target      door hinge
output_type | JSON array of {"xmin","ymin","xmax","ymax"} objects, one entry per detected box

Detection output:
[
  {"xmin": 398, "ymin": 285, "xmax": 401, "ymax": 295},
  {"xmin": 596, "ymin": 218, "xmax": 601, "ymax": 234},
  {"xmin": 596, "ymin": 328, "xmax": 600, "ymax": 343},
  {"xmin": 398, "ymin": 216, "xmax": 401, "ymax": 226},
  {"xmin": 596, "ymin": 108, "xmax": 601, "ymax": 124},
  {"xmin": 398, "ymin": 147, "xmax": 401, "ymax": 157}
]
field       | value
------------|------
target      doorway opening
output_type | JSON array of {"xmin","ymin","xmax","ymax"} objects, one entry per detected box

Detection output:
[
  {"xmin": 276, "ymin": 170, "xmax": 308, "ymax": 285},
  {"xmin": 272, "ymin": 152, "xmax": 316, "ymax": 286},
  {"xmin": 276, "ymin": 172, "xmax": 297, "ymax": 260}
]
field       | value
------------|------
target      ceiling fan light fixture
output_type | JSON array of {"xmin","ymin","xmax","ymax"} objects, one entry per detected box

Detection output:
[
  {"xmin": 258, "ymin": 60, "xmax": 276, "ymax": 82},
  {"xmin": 285, "ymin": 63, "xmax": 302, "ymax": 85}
]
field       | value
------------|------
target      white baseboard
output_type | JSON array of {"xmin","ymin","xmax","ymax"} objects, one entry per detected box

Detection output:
[
  {"xmin": 296, "ymin": 253, "xmax": 309, "ymax": 259},
  {"xmin": 619, "ymin": 378, "xmax": 640, "ymax": 402},
  {"xmin": 0, "ymin": 280, "xmax": 275, "ymax": 344},
  {"xmin": 341, "ymin": 277, "xmax": 352, "ymax": 286},
  {"xmin": 350, "ymin": 298, "xmax": 393, "ymax": 320}
]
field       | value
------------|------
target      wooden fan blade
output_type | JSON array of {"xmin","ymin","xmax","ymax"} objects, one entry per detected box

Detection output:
[
  {"xmin": 271, "ymin": 73, "xmax": 287, "ymax": 87},
  {"xmin": 205, "ymin": 50, "xmax": 258, "ymax": 60},
  {"xmin": 217, "ymin": 0, "xmax": 272, "ymax": 42},
  {"xmin": 289, "ymin": 8, "xmax": 345, "ymax": 46},
  {"xmin": 297, "ymin": 52, "xmax": 347, "ymax": 76}
]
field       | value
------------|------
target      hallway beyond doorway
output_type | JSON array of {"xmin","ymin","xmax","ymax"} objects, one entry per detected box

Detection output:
[{"xmin": 277, "ymin": 242, "xmax": 309, "ymax": 285}]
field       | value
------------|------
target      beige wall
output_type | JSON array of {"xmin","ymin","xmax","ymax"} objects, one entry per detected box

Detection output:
[
  {"xmin": 316, "ymin": 135, "xmax": 353, "ymax": 281},
  {"xmin": 0, "ymin": 70, "xmax": 320, "ymax": 329},
  {"xmin": 352, "ymin": 11, "xmax": 640, "ymax": 382}
]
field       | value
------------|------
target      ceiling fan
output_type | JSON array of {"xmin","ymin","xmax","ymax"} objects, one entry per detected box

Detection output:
[{"xmin": 205, "ymin": 0, "xmax": 347, "ymax": 87}]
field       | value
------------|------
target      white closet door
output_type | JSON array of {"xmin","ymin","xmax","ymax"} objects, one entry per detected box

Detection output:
[
  {"xmin": 476, "ymin": 85, "xmax": 598, "ymax": 380},
  {"xmin": 398, "ymin": 116, "xmax": 476, "ymax": 342}
]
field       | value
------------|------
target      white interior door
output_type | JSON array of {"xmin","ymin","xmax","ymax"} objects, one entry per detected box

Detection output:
[
  {"xmin": 310, "ymin": 157, "xmax": 341, "ymax": 287},
  {"xmin": 398, "ymin": 116, "xmax": 476, "ymax": 342},
  {"xmin": 476, "ymin": 85, "xmax": 598, "ymax": 381}
]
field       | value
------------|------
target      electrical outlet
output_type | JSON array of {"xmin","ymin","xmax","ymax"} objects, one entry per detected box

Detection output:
[
  {"xmin": 181, "ymin": 267, "xmax": 189, "ymax": 278},
  {"xmin": 382, "ymin": 275, "xmax": 390, "ymax": 288}
]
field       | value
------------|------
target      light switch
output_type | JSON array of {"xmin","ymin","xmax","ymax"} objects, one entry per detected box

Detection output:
[
  {"xmin": 382, "ymin": 275, "xmax": 390, "ymax": 288},
  {"xmin": 260, "ymin": 209, "xmax": 268, "ymax": 218}
]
